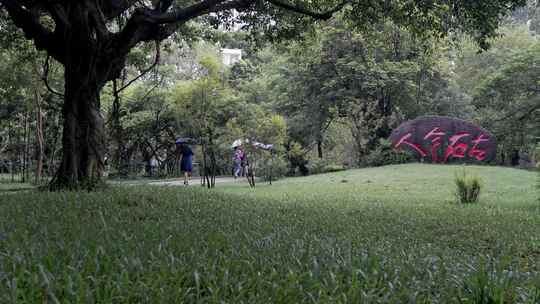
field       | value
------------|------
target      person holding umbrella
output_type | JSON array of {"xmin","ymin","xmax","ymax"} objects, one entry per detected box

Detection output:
[
  {"xmin": 176, "ymin": 138, "xmax": 194, "ymax": 186},
  {"xmin": 232, "ymin": 140, "xmax": 244, "ymax": 179}
]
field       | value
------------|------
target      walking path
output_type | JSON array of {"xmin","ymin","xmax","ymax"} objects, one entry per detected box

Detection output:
[
  {"xmin": 1, "ymin": 177, "xmax": 254, "ymax": 191},
  {"xmin": 148, "ymin": 176, "xmax": 246, "ymax": 186}
]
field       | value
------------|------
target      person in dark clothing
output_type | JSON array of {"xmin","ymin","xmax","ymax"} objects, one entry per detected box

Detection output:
[{"xmin": 179, "ymin": 143, "xmax": 194, "ymax": 186}]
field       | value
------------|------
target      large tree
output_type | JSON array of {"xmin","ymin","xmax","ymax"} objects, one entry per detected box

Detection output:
[{"xmin": 0, "ymin": 0, "xmax": 526, "ymax": 189}]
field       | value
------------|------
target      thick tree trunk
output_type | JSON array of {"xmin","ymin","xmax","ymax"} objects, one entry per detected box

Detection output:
[
  {"xmin": 8, "ymin": 121, "xmax": 14, "ymax": 182},
  {"xmin": 22, "ymin": 112, "xmax": 29, "ymax": 182},
  {"xmin": 47, "ymin": 115, "xmax": 61, "ymax": 177},
  {"xmin": 34, "ymin": 89, "xmax": 44, "ymax": 183},
  {"xmin": 111, "ymin": 79, "xmax": 125, "ymax": 173},
  {"xmin": 42, "ymin": 1, "xmax": 154, "ymax": 190},
  {"xmin": 25, "ymin": 111, "xmax": 31, "ymax": 182},
  {"xmin": 47, "ymin": 2, "xmax": 116, "ymax": 190},
  {"xmin": 317, "ymin": 139, "xmax": 323, "ymax": 159},
  {"xmin": 49, "ymin": 65, "xmax": 106, "ymax": 190}
]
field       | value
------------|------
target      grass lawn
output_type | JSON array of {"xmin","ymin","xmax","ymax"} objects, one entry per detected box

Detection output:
[
  {"xmin": 0, "ymin": 176, "xmax": 34, "ymax": 193},
  {"xmin": 0, "ymin": 164, "xmax": 539, "ymax": 302},
  {"xmin": 0, "ymin": 183, "xmax": 34, "ymax": 192}
]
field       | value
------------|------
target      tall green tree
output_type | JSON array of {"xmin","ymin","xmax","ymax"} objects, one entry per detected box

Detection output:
[
  {"xmin": 267, "ymin": 18, "xmax": 458, "ymax": 165},
  {"xmin": 173, "ymin": 51, "xmax": 231, "ymax": 186},
  {"xmin": 0, "ymin": 27, "xmax": 64, "ymax": 182},
  {"xmin": 452, "ymin": 24, "xmax": 539, "ymax": 164},
  {"xmin": 472, "ymin": 43, "xmax": 540, "ymax": 164}
]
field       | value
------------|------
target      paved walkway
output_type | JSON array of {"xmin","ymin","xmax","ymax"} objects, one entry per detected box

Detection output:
[{"xmin": 148, "ymin": 176, "xmax": 247, "ymax": 186}]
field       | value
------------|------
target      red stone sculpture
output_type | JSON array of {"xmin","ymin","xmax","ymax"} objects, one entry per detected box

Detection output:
[{"xmin": 389, "ymin": 116, "xmax": 497, "ymax": 163}]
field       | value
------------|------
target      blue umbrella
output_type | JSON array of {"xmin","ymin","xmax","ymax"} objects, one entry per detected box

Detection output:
[{"xmin": 175, "ymin": 137, "xmax": 190, "ymax": 144}]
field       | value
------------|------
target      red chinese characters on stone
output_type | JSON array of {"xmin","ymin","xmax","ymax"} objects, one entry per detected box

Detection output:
[
  {"xmin": 395, "ymin": 133, "xmax": 427, "ymax": 157},
  {"xmin": 468, "ymin": 134, "xmax": 489, "ymax": 161},
  {"xmin": 394, "ymin": 127, "xmax": 490, "ymax": 162},
  {"xmin": 390, "ymin": 116, "xmax": 496, "ymax": 162},
  {"xmin": 443, "ymin": 132, "xmax": 470, "ymax": 162},
  {"xmin": 423, "ymin": 127, "xmax": 445, "ymax": 162}
]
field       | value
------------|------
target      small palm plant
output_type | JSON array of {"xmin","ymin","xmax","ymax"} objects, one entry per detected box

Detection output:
[
  {"xmin": 455, "ymin": 169, "xmax": 482, "ymax": 204},
  {"xmin": 536, "ymin": 143, "xmax": 540, "ymax": 202}
]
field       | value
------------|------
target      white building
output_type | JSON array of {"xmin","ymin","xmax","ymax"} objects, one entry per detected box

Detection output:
[{"xmin": 221, "ymin": 48, "xmax": 242, "ymax": 66}]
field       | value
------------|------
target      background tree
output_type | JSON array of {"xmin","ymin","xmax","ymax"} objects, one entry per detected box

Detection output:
[
  {"xmin": 472, "ymin": 43, "xmax": 540, "ymax": 165},
  {"xmin": 173, "ymin": 49, "xmax": 236, "ymax": 186},
  {"xmin": 253, "ymin": 17, "xmax": 459, "ymax": 167},
  {"xmin": 451, "ymin": 22, "xmax": 539, "ymax": 165},
  {"xmin": 0, "ymin": 22, "xmax": 63, "ymax": 183}
]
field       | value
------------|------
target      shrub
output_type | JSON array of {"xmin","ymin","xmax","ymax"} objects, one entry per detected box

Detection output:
[
  {"xmin": 307, "ymin": 158, "xmax": 345, "ymax": 175},
  {"xmin": 536, "ymin": 143, "xmax": 540, "ymax": 169},
  {"xmin": 324, "ymin": 164, "xmax": 346, "ymax": 173},
  {"xmin": 258, "ymin": 154, "xmax": 289, "ymax": 182},
  {"xmin": 360, "ymin": 139, "xmax": 415, "ymax": 167},
  {"xmin": 454, "ymin": 169, "xmax": 482, "ymax": 204},
  {"xmin": 536, "ymin": 143, "xmax": 540, "ymax": 202},
  {"xmin": 306, "ymin": 158, "xmax": 326, "ymax": 174}
]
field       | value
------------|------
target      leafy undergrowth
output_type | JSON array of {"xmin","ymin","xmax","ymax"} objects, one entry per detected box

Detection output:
[{"xmin": 1, "ymin": 164, "xmax": 539, "ymax": 303}]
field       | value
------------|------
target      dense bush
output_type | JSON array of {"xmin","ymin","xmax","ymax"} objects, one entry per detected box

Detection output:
[
  {"xmin": 455, "ymin": 169, "xmax": 482, "ymax": 204},
  {"xmin": 360, "ymin": 139, "xmax": 415, "ymax": 167},
  {"xmin": 536, "ymin": 144, "xmax": 540, "ymax": 169},
  {"xmin": 536, "ymin": 143, "xmax": 540, "ymax": 202},
  {"xmin": 307, "ymin": 158, "xmax": 346, "ymax": 175},
  {"xmin": 257, "ymin": 154, "xmax": 289, "ymax": 181}
]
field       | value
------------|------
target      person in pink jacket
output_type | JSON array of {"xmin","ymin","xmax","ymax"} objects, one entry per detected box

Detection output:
[{"xmin": 233, "ymin": 146, "xmax": 244, "ymax": 179}]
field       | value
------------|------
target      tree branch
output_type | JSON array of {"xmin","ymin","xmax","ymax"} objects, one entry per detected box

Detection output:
[
  {"xmin": 152, "ymin": 0, "xmax": 265, "ymax": 24},
  {"xmin": 265, "ymin": 0, "xmax": 348, "ymax": 20},
  {"xmin": 117, "ymin": 40, "xmax": 161, "ymax": 93},
  {"xmin": 42, "ymin": 55, "xmax": 64, "ymax": 98},
  {"xmin": 528, "ymin": 86, "xmax": 540, "ymax": 93},
  {"xmin": 113, "ymin": 0, "xmax": 342, "ymax": 61},
  {"xmin": 111, "ymin": 0, "xmax": 225, "ymax": 56},
  {"xmin": 101, "ymin": 0, "xmax": 140, "ymax": 20},
  {"xmin": 0, "ymin": 0, "xmax": 63, "ymax": 62},
  {"xmin": 493, "ymin": 102, "xmax": 540, "ymax": 122},
  {"xmin": 142, "ymin": 0, "xmax": 229, "ymax": 24},
  {"xmin": 154, "ymin": 0, "xmax": 174, "ymax": 12},
  {"xmin": 517, "ymin": 104, "xmax": 540, "ymax": 121},
  {"xmin": 44, "ymin": 2, "xmax": 70, "ymax": 29},
  {"xmin": 87, "ymin": 0, "xmax": 111, "ymax": 41}
]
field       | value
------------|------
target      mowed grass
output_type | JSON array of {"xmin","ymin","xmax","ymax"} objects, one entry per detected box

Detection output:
[
  {"xmin": 0, "ymin": 174, "xmax": 34, "ymax": 193},
  {"xmin": 0, "ymin": 164, "xmax": 539, "ymax": 303}
]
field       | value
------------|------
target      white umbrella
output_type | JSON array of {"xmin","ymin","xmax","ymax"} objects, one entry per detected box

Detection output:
[{"xmin": 231, "ymin": 139, "xmax": 243, "ymax": 148}]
